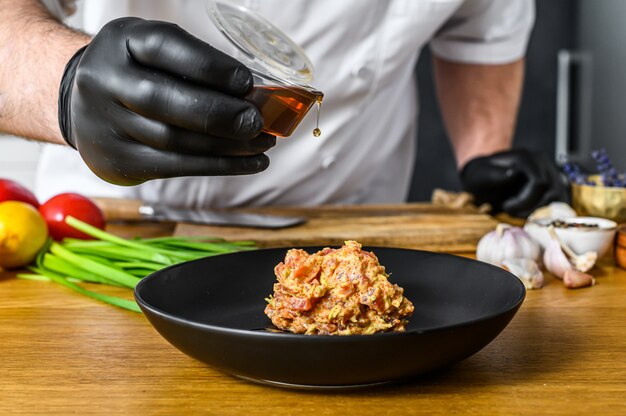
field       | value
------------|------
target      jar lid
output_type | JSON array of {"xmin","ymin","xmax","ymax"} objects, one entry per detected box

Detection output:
[{"xmin": 206, "ymin": 1, "xmax": 314, "ymax": 84}]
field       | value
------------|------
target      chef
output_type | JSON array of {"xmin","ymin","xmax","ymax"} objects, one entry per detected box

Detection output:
[{"xmin": 0, "ymin": 0, "xmax": 563, "ymax": 217}]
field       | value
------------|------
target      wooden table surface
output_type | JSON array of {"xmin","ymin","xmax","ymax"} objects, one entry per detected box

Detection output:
[{"xmin": 1, "ymin": 214, "xmax": 626, "ymax": 415}]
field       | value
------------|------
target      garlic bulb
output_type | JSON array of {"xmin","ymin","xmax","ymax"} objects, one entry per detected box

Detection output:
[
  {"xmin": 527, "ymin": 202, "xmax": 577, "ymax": 222},
  {"xmin": 502, "ymin": 258, "xmax": 544, "ymax": 289},
  {"xmin": 476, "ymin": 224, "xmax": 540, "ymax": 266},
  {"xmin": 563, "ymin": 269, "xmax": 596, "ymax": 289},
  {"xmin": 543, "ymin": 239, "xmax": 572, "ymax": 279}
]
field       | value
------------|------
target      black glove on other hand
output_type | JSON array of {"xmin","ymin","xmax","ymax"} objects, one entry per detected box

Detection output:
[
  {"xmin": 460, "ymin": 149, "xmax": 567, "ymax": 218},
  {"xmin": 58, "ymin": 17, "xmax": 275, "ymax": 186}
]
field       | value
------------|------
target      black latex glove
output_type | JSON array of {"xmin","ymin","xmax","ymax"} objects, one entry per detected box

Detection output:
[
  {"xmin": 460, "ymin": 149, "xmax": 567, "ymax": 218},
  {"xmin": 58, "ymin": 17, "xmax": 275, "ymax": 186}
]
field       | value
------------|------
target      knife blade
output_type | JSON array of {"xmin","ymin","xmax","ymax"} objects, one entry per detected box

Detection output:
[
  {"xmin": 139, "ymin": 204, "xmax": 305, "ymax": 228},
  {"xmin": 92, "ymin": 198, "xmax": 306, "ymax": 229}
]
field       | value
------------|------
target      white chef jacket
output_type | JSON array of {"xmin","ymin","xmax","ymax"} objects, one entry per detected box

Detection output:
[{"xmin": 36, "ymin": 0, "xmax": 534, "ymax": 209}]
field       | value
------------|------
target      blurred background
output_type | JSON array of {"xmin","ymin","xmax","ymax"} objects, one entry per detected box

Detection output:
[
  {"xmin": 1, "ymin": 0, "xmax": 624, "ymax": 201},
  {"xmin": 409, "ymin": 0, "xmax": 626, "ymax": 200}
]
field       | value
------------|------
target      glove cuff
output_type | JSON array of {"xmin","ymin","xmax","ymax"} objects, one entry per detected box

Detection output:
[{"xmin": 58, "ymin": 45, "xmax": 88, "ymax": 149}]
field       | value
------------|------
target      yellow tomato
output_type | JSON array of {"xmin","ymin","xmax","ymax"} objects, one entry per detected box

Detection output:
[{"xmin": 0, "ymin": 201, "xmax": 48, "ymax": 269}]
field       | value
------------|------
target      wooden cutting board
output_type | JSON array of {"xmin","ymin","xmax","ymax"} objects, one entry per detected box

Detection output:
[{"xmin": 173, "ymin": 203, "xmax": 497, "ymax": 253}]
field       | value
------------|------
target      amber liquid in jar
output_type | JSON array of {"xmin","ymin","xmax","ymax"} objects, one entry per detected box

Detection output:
[{"xmin": 245, "ymin": 85, "xmax": 323, "ymax": 137}]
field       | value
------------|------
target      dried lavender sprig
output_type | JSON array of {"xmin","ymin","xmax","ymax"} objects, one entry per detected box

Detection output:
[
  {"xmin": 613, "ymin": 172, "xmax": 626, "ymax": 188},
  {"xmin": 591, "ymin": 148, "xmax": 611, "ymax": 168},
  {"xmin": 602, "ymin": 168, "xmax": 620, "ymax": 187},
  {"xmin": 591, "ymin": 148, "xmax": 626, "ymax": 187},
  {"xmin": 591, "ymin": 148, "xmax": 619, "ymax": 186},
  {"xmin": 563, "ymin": 162, "xmax": 588, "ymax": 185},
  {"xmin": 561, "ymin": 151, "xmax": 626, "ymax": 187}
]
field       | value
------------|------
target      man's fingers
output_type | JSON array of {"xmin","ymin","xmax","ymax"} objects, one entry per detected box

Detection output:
[
  {"xmin": 80, "ymin": 138, "xmax": 270, "ymax": 186},
  {"xmin": 148, "ymin": 151, "xmax": 271, "ymax": 179},
  {"xmin": 126, "ymin": 20, "xmax": 253, "ymax": 96},
  {"xmin": 115, "ymin": 112, "xmax": 276, "ymax": 155},
  {"xmin": 461, "ymin": 161, "xmax": 523, "ymax": 192},
  {"xmin": 502, "ymin": 178, "xmax": 547, "ymax": 215},
  {"xmin": 460, "ymin": 149, "xmax": 567, "ymax": 217},
  {"xmin": 108, "ymin": 68, "xmax": 263, "ymax": 139}
]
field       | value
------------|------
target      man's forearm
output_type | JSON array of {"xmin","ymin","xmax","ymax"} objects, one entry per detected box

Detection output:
[
  {"xmin": 0, "ymin": 0, "xmax": 90, "ymax": 144},
  {"xmin": 433, "ymin": 56, "xmax": 525, "ymax": 169}
]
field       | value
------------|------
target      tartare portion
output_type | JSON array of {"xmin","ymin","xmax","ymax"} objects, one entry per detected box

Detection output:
[{"xmin": 264, "ymin": 241, "xmax": 414, "ymax": 335}]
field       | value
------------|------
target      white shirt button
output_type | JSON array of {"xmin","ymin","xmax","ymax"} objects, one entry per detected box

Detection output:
[
  {"xmin": 322, "ymin": 155, "xmax": 336, "ymax": 169},
  {"xmin": 353, "ymin": 66, "xmax": 373, "ymax": 79}
]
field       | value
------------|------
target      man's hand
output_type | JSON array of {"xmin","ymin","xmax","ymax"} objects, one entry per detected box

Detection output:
[
  {"xmin": 460, "ymin": 149, "xmax": 567, "ymax": 217},
  {"xmin": 59, "ymin": 17, "xmax": 275, "ymax": 186}
]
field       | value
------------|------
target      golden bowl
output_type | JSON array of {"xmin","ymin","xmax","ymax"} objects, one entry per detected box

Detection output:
[{"xmin": 571, "ymin": 175, "xmax": 626, "ymax": 223}]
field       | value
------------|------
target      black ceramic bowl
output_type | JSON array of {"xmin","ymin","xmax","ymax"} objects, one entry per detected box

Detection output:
[{"xmin": 135, "ymin": 247, "xmax": 525, "ymax": 388}]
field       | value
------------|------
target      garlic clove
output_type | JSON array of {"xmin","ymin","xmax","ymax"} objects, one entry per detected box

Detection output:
[
  {"xmin": 563, "ymin": 269, "xmax": 596, "ymax": 289},
  {"xmin": 543, "ymin": 239, "xmax": 572, "ymax": 279},
  {"xmin": 502, "ymin": 258, "xmax": 544, "ymax": 289},
  {"xmin": 572, "ymin": 251, "xmax": 597, "ymax": 273},
  {"xmin": 500, "ymin": 228, "xmax": 519, "ymax": 261},
  {"xmin": 547, "ymin": 225, "xmax": 598, "ymax": 273}
]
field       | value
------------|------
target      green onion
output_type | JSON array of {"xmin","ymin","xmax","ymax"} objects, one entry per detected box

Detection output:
[
  {"xmin": 113, "ymin": 261, "xmax": 163, "ymax": 271},
  {"xmin": 27, "ymin": 267, "xmax": 141, "ymax": 313},
  {"xmin": 124, "ymin": 269, "xmax": 159, "ymax": 278},
  {"xmin": 24, "ymin": 216, "xmax": 255, "ymax": 313},
  {"xmin": 49, "ymin": 242, "xmax": 140, "ymax": 289},
  {"xmin": 42, "ymin": 253, "xmax": 123, "ymax": 286},
  {"xmin": 17, "ymin": 273, "xmax": 82, "ymax": 283},
  {"xmin": 65, "ymin": 217, "xmax": 201, "ymax": 261},
  {"xmin": 68, "ymin": 245, "xmax": 175, "ymax": 265},
  {"xmin": 17, "ymin": 273, "xmax": 55, "ymax": 282}
]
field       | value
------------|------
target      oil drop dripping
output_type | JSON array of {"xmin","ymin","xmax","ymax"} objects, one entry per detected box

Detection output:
[{"xmin": 312, "ymin": 97, "xmax": 322, "ymax": 137}]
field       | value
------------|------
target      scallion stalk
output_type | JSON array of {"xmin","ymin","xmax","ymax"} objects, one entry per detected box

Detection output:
[
  {"xmin": 24, "ymin": 216, "xmax": 255, "ymax": 313},
  {"xmin": 49, "ymin": 242, "xmax": 140, "ymax": 289},
  {"xmin": 42, "ymin": 253, "xmax": 122, "ymax": 286},
  {"xmin": 27, "ymin": 267, "xmax": 141, "ymax": 313}
]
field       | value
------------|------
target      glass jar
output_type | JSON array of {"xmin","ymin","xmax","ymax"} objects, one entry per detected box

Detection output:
[{"xmin": 206, "ymin": 1, "xmax": 323, "ymax": 137}]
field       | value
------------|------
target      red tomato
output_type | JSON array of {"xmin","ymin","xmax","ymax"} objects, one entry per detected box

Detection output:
[
  {"xmin": 39, "ymin": 193, "xmax": 105, "ymax": 241},
  {"xmin": 0, "ymin": 178, "xmax": 39, "ymax": 208}
]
